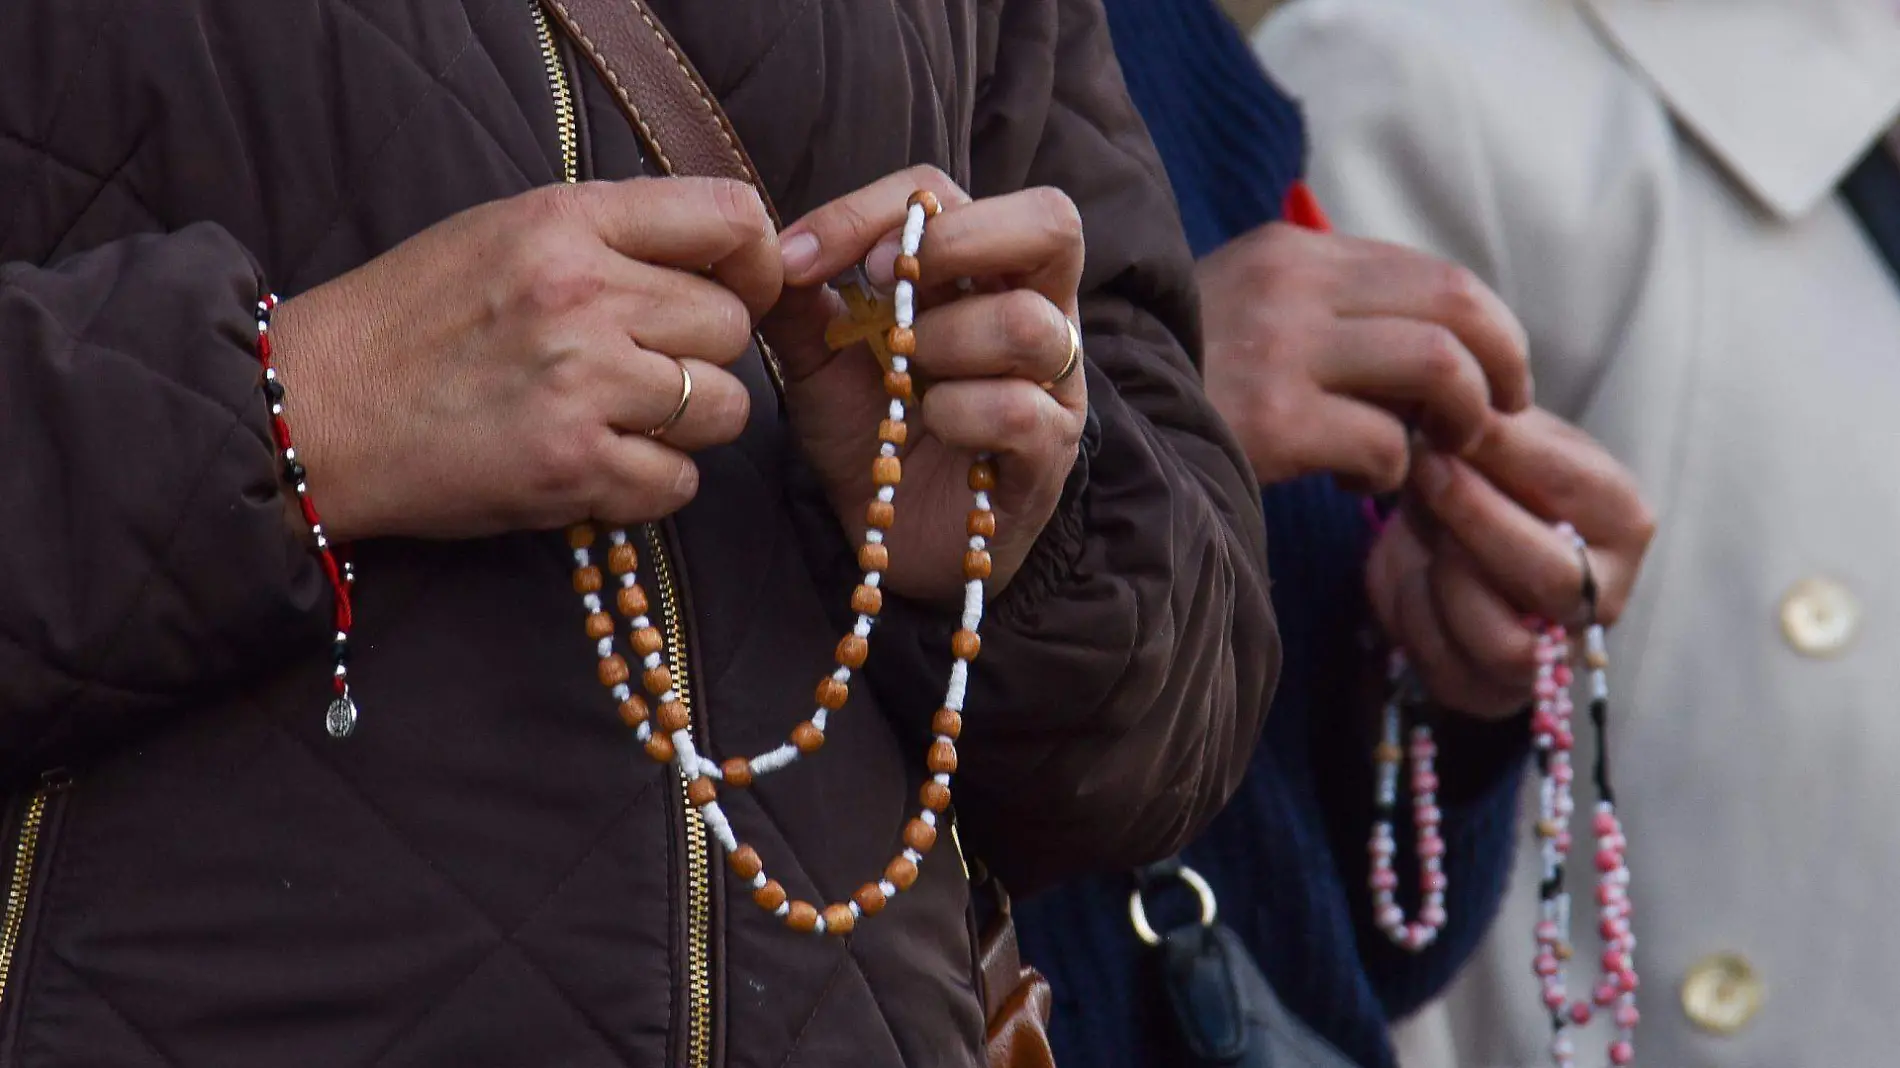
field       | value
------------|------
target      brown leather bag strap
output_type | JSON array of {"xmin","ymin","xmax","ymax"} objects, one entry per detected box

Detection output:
[{"xmin": 537, "ymin": 0, "xmax": 781, "ymax": 227}]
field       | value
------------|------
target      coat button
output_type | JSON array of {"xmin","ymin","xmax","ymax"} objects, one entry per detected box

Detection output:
[
  {"xmin": 1778, "ymin": 576, "xmax": 1859, "ymax": 657},
  {"xmin": 1681, "ymin": 953, "xmax": 1764, "ymax": 1034}
]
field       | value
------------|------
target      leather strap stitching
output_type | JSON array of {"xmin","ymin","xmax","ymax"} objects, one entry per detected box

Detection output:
[{"xmin": 543, "ymin": 0, "xmax": 677, "ymax": 175}]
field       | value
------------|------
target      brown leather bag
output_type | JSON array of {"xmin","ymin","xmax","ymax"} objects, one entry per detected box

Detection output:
[{"xmin": 532, "ymin": 3, "xmax": 1057, "ymax": 1064}]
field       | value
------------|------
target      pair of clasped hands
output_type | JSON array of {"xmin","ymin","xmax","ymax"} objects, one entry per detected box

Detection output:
[
  {"xmin": 273, "ymin": 168, "xmax": 1087, "ymax": 606},
  {"xmin": 1198, "ymin": 221, "xmax": 1655, "ymax": 716}
]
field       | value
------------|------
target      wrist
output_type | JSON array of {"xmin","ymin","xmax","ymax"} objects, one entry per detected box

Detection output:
[{"xmin": 268, "ymin": 285, "xmax": 379, "ymax": 542}]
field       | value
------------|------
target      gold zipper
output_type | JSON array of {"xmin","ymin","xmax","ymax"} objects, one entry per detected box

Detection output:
[
  {"xmin": 531, "ymin": 8, "xmax": 715, "ymax": 1066},
  {"xmin": 528, "ymin": 1, "xmax": 580, "ymax": 186},
  {"xmin": 0, "ymin": 778, "xmax": 64, "ymax": 1014},
  {"xmin": 643, "ymin": 525, "xmax": 715, "ymax": 1068}
]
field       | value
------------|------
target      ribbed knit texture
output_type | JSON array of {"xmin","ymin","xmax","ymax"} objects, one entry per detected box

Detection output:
[{"xmin": 1012, "ymin": 4, "xmax": 1529, "ymax": 1066}]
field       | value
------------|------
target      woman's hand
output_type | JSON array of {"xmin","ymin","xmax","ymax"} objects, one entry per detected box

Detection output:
[
  {"xmin": 1367, "ymin": 408, "xmax": 1656, "ymax": 718},
  {"xmin": 763, "ymin": 166, "xmax": 1088, "ymax": 604},
  {"xmin": 270, "ymin": 177, "xmax": 780, "ymax": 540},
  {"xmin": 1198, "ymin": 222, "xmax": 1532, "ymax": 491}
]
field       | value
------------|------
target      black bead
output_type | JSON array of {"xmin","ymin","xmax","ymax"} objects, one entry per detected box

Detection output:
[
  {"xmin": 333, "ymin": 641, "xmax": 350, "ymax": 664},
  {"xmin": 263, "ymin": 377, "xmax": 285, "ymax": 403},
  {"xmin": 283, "ymin": 458, "xmax": 307, "ymax": 485}
]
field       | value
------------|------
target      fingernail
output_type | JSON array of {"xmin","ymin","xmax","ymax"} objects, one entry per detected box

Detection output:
[
  {"xmin": 782, "ymin": 231, "xmax": 820, "ymax": 278},
  {"xmin": 1413, "ymin": 452, "xmax": 1451, "ymax": 498},
  {"xmin": 863, "ymin": 239, "xmax": 901, "ymax": 292}
]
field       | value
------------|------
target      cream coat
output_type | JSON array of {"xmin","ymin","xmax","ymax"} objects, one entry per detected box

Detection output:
[{"xmin": 1257, "ymin": 1, "xmax": 1900, "ymax": 1064}]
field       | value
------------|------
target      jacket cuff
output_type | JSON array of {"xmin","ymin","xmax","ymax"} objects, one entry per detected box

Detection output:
[{"xmin": 988, "ymin": 402, "xmax": 1100, "ymax": 630}]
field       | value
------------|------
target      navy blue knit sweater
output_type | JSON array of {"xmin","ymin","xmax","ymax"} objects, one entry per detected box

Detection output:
[{"xmin": 1011, "ymin": 5, "xmax": 1529, "ymax": 1067}]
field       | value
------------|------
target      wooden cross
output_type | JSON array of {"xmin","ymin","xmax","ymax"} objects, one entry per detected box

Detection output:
[{"xmin": 825, "ymin": 282, "xmax": 899, "ymax": 371}]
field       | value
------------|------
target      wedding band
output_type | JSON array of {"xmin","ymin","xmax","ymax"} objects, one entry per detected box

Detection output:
[
  {"xmin": 1042, "ymin": 318, "xmax": 1082, "ymax": 391},
  {"xmin": 646, "ymin": 361, "xmax": 693, "ymax": 439}
]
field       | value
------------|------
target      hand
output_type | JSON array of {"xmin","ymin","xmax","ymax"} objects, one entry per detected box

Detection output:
[
  {"xmin": 1367, "ymin": 409, "xmax": 1655, "ymax": 718},
  {"xmin": 1197, "ymin": 222, "xmax": 1531, "ymax": 491},
  {"xmin": 763, "ymin": 166, "xmax": 1088, "ymax": 603},
  {"xmin": 269, "ymin": 177, "xmax": 780, "ymax": 540}
]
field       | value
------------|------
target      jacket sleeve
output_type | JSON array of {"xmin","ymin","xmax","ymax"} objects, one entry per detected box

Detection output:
[
  {"xmin": 864, "ymin": 0, "xmax": 1280, "ymax": 895},
  {"xmin": 0, "ymin": 224, "xmax": 328, "ymax": 788}
]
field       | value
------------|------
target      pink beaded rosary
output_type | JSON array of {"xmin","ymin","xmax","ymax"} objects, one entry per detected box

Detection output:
[{"xmin": 1370, "ymin": 523, "xmax": 1638, "ymax": 1068}]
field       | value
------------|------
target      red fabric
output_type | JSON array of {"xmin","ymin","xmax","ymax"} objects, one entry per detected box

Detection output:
[{"xmin": 1282, "ymin": 179, "xmax": 1331, "ymax": 233}]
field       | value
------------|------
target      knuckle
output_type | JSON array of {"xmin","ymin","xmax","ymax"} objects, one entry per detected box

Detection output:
[
  {"xmin": 1415, "ymin": 324, "xmax": 1468, "ymax": 387},
  {"xmin": 1430, "ymin": 262, "xmax": 1488, "ymax": 322},
  {"xmin": 702, "ymin": 292, "xmax": 753, "ymax": 360},
  {"xmin": 527, "ymin": 420, "xmax": 596, "ymax": 501},
  {"xmin": 708, "ymin": 178, "xmax": 767, "ymax": 239},
  {"xmin": 1363, "ymin": 431, "xmax": 1411, "ymax": 493},
  {"xmin": 905, "ymin": 164, "xmax": 962, "ymax": 201},
  {"xmin": 994, "ymin": 388, "xmax": 1044, "ymax": 440},
  {"xmin": 707, "ymin": 376, "xmax": 752, "ymax": 440},
  {"xmin": 999, "ymin": 290, "xmax": 1059, "ymax": 356},
  {"xmin": 1032, "ymin": 186, "xmax": 1083, "ymax": 240}
]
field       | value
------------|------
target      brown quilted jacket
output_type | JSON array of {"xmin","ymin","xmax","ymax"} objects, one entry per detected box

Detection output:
[{"xmin": 0, "ymin": 0, "xmax": 1279, "ymax": 1064}]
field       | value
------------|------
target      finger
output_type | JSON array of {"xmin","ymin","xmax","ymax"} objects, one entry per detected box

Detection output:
[
  {"xmin": 757, "ymin": 284, "xmax": 850, "ymax": 384},
  {"xmin": 1289, "ymin": 395, "xmax": 1412, "ymax": 494},
  {"xmin": 779, "ymin": 165, "xmax": 973, "ymax": 286},
  {"xmin": 1331, "ymin": 242, "xmax": 1531, "ymax": 412},
  {"xmin": 574, "ymin": 178, "xmax": 781, "ymax": 318},
  {"xmin": 606, "ymin": 261, "xmax": 757, "ymax": 366},
  {"xmin": 1427, "ymin": 541, "xmax": 1541, "ymax": 701},
  {"xmin": 1410, "ymin": 451, "xmax": 1587, "ymax": 621},
  {"xmin": 1314, "ymin": 317, "xmax": 1493, "ymax": 453},
  {"xmin": 590, "ymin": 349, "xmax": 752, "ymax": 451},
  {"xmin": 1390, "ymin": 516, "xmax": 1535, "ymax": 710},
  {"xmin": 915, "ymin": 378, "xmax": 1084, "ymax": 502},
  {"xmin": 878, "ymin": 187, "xmax": 1084, "ymax": 317},
  {"xmin": 910, "ymin": 289, "xmax": 1085, "ymax": 407},
  {"xmin": 587, "ymin": 431, "xmax": 701, "ymax": 525},
  {"xmin": 1460, "ymin": 409, "xmax": 1655, "ymax": 550}
]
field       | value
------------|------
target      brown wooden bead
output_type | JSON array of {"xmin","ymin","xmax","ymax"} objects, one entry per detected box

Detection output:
[
  {"xmin": 893, "ymin": 254, "xmax": 922, "ymax": 283},
  {"xmin": 656, "ymin": 700, "xmax": 690, "ymax": 734},
  {"xmin": 645, "ymin": 733, "xmax": 676, "ymax": 763},
  {"xmin": 920, "ymin": 781, "xmax": 952, "ymax": 812},
  {"xmin": 904, "ymin": 818, "xmax": 938, "ymax": 853},
  {"xmin": 643, "ymin": 665, "xmax": 673, "ymax": 695},
  {"xmin": 823, "ymin": 903, "xmax": 857, "ymax": 936},
  {"xmin": 597, "ymin": 655, "xmax": 630, "ymax": 688},
  {"xmin": 815, "ymin": 678, "xmax": 849, "ymax": 712},
  {"xmin": 585, "ymin": 612, "xmax": 615, "ymax": 640},
  {"xmin": 859, "ymin": 544, "xmax": 890, "ymax": 573},
  {"xmin": 951, "ymin": 629, "xmax": 981, "ymax": 661},
  {"xmin": 968, "ymin": 461, "xmax": 998, "ymax": 491},
  {"xmin": 885, "ymin": 855, "xmax": 920, "ymax": 891},
  {"xmin": 786, "ymin": 900, "xmax": 819, "ymax": 933},
  {"xmin": 617, "ymin": 695, "xmax": 650, "ymax": 729},
  {"xmin": 866, "ymin": 500, "xmax": 896, "ymax": 530},
  {"xmin": 573, "ymin": 566, "xmax": 604, "ymax": 594},
  {"xmin": 722, "ymin": 757, "xmax": 754, "ymax": 789},
  {"xmin": 792, "ymin": 720, "xmax": 827, "ymax": 753},
  {"xmin": 887, "ymin": 325, "xmax": 917, "ymax": 357},
  {"xmin": 852, "ymin": 584, "xmax": 884, "ymax": 616},
  {"xmin": 607, "ymin": 543, "xmax": 639, "ymax": 575},
  {"xmin": 566, "ymin": 524, "xmax": 597, "ymax": 549},
  {"xmin": 1553, "ymin": 942, "xmax": 1574, "ymax": 962},
  {"xmin": 686, "ymin": 776, "xmax": 718, "ymax": 808},
  {"xmin": 877, "ymin": 419, "xmax": 909, "ymax": 447},
  {"xmin": 836, "ymin": 635, "xmax": 869, "ymax": 670},
  {"xmin": 1373, "ymin": 742, "xmax": 1402, "ymax": 766},
  {"xmin": 908, "ymin": 189, "xmax": 943, "ymax": 216},
  {"xmin": 1535, "ymin": 818, "xmax": 1562, "ymax": 839},
  {"xmin": 617, "ymin": 584, "xmax": 649, "ymax": 618},
  {"xmin": 872, "ymin": 456, "xmax": 903, "ymax": 487},
  {"xmin": 927, "ymin": 740, "xmax": 959, "ymax": 774},
  {"xmin": 967, "ymin": 510, "xmax": 996, "ymax": 538},
  {"xmin": 884, "ymin": 371, "xmax": 914, "ymax": 404},
  {"xmin": 932, "ymin": 707, "xmax": 962, "ymax": 740},
  {"xmin": 963, "ymin": 550, "xmax": 993, "ymax": 581},
  {"xmin": 728, "ymin": 844, "xmax": 763, "ymax": 880},
  {"xmin": 632, "ymin": 626, "xmax": 665, "ymax": 658},
  {"xmin": 854, "ymin": 883, "xmax": 887, "ymax": 916},
  {"xmin": 753, "ymin": 879, "xmax": 787, "ymax": 911}
]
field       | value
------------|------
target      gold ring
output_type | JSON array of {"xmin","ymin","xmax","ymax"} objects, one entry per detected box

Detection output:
[
  {"xmin": 1042, "ymin": 318, "xmax": 1082, "ymax": 391},
  {"xmin": 646, "ymin": 361, "xmax": 693, "ymax": 439}
]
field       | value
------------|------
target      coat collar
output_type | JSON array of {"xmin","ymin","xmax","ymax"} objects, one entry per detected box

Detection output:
[{"xmin": 1582, "ymin": 0, "xmax": 1900, "ymax": 219}]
